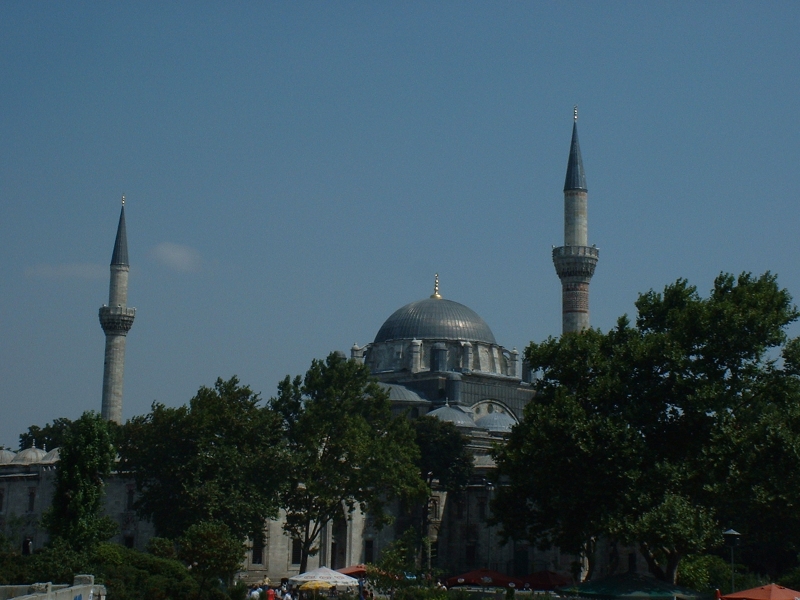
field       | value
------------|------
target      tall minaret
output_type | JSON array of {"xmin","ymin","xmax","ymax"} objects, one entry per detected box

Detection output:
[
  {"xmin": 99, "ymin": 197, "xmax": 136, "ymax": 423},
  {"xmin": 552, "ymin": 107, "xmax": 599, "ymax": 334}
]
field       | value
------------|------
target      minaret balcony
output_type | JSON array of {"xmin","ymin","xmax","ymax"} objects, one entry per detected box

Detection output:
[
  {"xmin": 552, "ymin": 245, "xmax": 599, "ymax": 279},
  {"xmin": 552, "ymin": 245, "xmax": 599, "ymax": 259},
  {"xmin": 99, "ymin": 305, "xmax": 136, "ymax": 334}
]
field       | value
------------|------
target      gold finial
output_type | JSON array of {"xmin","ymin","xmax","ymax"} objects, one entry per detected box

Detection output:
[
  {"xmin": 431, "ymin": 273, "xmax": 442, "ymax": 299},
  {"xmin": 121, "ymin": 195, "xmax": 125, "ymax": 206},
  {"xmin": 573, "ymin": 105, "xmax": 578, "ymax": 122}
]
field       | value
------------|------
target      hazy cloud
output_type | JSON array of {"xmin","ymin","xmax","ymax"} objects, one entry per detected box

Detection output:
[
  {"xmin": 151, "ymin": 242, "xmax": 202, "ymax": 273},
  {"xmin": 25, "ymin": 263, "xmax": 106, "ymax": 280}
]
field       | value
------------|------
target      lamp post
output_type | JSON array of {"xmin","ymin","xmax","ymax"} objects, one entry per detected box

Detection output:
[{"xmin": 723, "ymin": 529, "xmax": 741, "ymax": 594}]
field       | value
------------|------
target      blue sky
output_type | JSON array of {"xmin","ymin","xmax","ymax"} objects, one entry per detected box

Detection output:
[{"xmin": 2, "ymin": 2, "xmax": 799, "ymax": 448}]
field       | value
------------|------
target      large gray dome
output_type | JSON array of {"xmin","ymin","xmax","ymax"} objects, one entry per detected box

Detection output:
[{"xmin": 374, "ymin": 297, "xmax": 497, "ymax": 345}]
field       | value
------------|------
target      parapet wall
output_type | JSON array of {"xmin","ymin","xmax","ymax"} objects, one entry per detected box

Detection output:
[{"xmin": 0, "ymin": 575, "xmax": 105, "ymax": 600}]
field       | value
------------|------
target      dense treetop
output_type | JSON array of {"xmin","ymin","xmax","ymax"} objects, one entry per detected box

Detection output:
[
  {"xmin": 43, "ymin": 411, "xmax": 117, "ymax": 551},
  {"xmin": 118, "ymin": 376, "xmax": 287, "ymax": 541},
  {"xmin": 269, "ymin": 352, "xmax": 425, "ymax": 572},
  {"xmin": 494, "ymin": 273, "xmax": 800, "ymax": 582}
]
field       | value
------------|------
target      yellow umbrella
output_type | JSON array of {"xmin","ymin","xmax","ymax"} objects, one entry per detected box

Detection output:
[{"xmin": 299, "ymin": 580, "xmax": 337, "ymax": 591}]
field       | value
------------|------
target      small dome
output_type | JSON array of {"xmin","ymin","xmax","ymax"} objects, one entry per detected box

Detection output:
[
  {"xmin": 11, "ymin": 446, "xmax": 47, "ymax": 464},
  {"xmin": 379, "ymin": 383, "xmax": 427, "ymax": 403},
  {"xmin": 475, "ymin": 411, "xmax": 517, "ymax": 433},
  {"xmin": 427, "ymin": 405, "xmax": 476, "ymax": 428},
  {"xmin": 374, "ymin": 297, "xmax": 496, "ymax": 345},
  {"xmin": 41, "ymin": 448, "xmax": 61, "ymax": 463},
  {"xmin": 0, "ymin": 449, "xmax": 16, "ymax": 464}
]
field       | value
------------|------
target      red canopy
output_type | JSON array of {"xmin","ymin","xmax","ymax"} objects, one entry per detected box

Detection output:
[
  {"xmin": 337, "ymin": 564, "xmax": 367, "ymax": 578},
  {"xmin": 721, "ymin": 584, "xmax": 800, "ymax": 600},
  {"xmin": 445, "ymin": 568, "xmax": 524, "ymax": 589}
]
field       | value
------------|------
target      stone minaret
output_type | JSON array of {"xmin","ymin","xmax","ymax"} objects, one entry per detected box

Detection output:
[
  {"xmin": 552, "ymin": 108, "xmax": 598, "ymax": 334},
  {"xmin": 99, "ymin": 197, "xmax": 136, "ymax": 423}
]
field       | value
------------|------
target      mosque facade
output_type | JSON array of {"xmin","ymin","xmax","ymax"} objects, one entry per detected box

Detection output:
[{"xmin": 0, "ymin": 113, "xmax": 599, "ymax": 584}]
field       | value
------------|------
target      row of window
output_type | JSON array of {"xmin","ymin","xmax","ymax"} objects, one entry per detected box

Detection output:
[
  {"xmin": 0, "ymin": 488, "xmax": 37, "ymax": 513},
  {"xmin": 251, "ymin": 539, "xmax": 377, "ymax": 567},
  {"xmin": 0, "ymin": 487, "xmax": 135, "ymax": 514},
  {"xmin": 250, "ymin": 537, "xmax": 303, "ymax": 566},
  {"xmin": 0, "ymin": 485, "xmax": 136, "ymax": 513}
]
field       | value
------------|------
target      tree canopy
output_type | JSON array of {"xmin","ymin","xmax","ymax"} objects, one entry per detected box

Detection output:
[
  {"xmin": 19, "ymin": 417, "xmax": 73, "ymax": 452},
  {"xmin": 177, "ymin": 520, "xmax": 244, "ymax": 590},
  {"xmin": 119, "ymin": 376, "xmax": 287, "ymax": 541},
  {"xmin": 412, "ymin": 416, "xmax": 472, "ymax": 493},
  {"xmin": 43, "ymin": 411, "xmax": 117, "ymax": 550},
  {"xmin": 268, "ymin": 352, "xmax": 425, "ymax": 572},
  {"xmin": 409, "ymin": 416, "xmax": 472, "ymax": 568},
  {"xmin": 493, "ymin": 273, "xmax": 800, "ymax": 583}
]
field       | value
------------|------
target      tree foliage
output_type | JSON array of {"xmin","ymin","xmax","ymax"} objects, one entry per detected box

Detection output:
[
  {"xmin": 43, "ymin": 411, "xmax": 117, "ymax": 550},
  {"xmin": 269, "ymin": 352, "xmax": 425, "ymax": 572},
  {"xmin": 678, "ymin": 554, "xmax": 766, "ymax": 596},
  {"xmin": 119, "ymin": 376, "xmax": 286, "ymax": 541},
  {"xmin": 412, "ymin": 416, "xmax": 472, "ymax": 493},
  {"xmin": 366, "ymin": 527, "xmax": 422, "ymax": 594},
  {"xmin": 494, "ymin": 273, "xmax": 800, "ymax": 583},
  {"xmin": 19, "ymin": 417, "xmax": 73, "ymax": 451},
  {"xmin": 0, "ymin": 537, "xmax": 210, "ymax": 600},
  {"xmin": 178, "ymin": 520, "xmax": 245, "ymax": 590},
  {"xmin": 410, "ymin": 416, "xmax": 472, "ymax": 567}
]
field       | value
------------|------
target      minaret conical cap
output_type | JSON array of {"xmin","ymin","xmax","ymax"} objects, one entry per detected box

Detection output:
[
  {"xmin": 110, "ymin": 203, "xmax": 129, "ymax": 266},
  {"xmin": 564, "ymin": 120, "xmax": 587, "ymax": 192}
]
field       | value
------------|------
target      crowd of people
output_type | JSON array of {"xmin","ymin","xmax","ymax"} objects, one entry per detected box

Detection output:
[{"xmin": 247, "ymin": 581, "xmax": 375, "ymax": 600}]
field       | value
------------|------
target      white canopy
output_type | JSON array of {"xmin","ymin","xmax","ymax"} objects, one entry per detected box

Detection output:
[{"xmin": 288, "ymin": 566, "xmax": 359, "ymax": 586}]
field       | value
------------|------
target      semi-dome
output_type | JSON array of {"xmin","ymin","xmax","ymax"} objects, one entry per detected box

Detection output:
[
  {"xmin": 11, "ymin": 445, "xmax": 47, "ymax": 464},
  {"xmin": 374, "ymin": 297, "xmax": 496, "ymax": 345},
  {"xmin": 41, "ymin": 448, "xmax": 61, "ymax": 464},
  {"xmin": 378, "ymin": 383, "xmax": 427, "ymax": 404},
  {"xmin": 427, "ymin": 405, "xmax": 476, "ymax": 428},
  {"xmin": 475, "ymin": 411, "xmax": 516, "ymax": 433}
]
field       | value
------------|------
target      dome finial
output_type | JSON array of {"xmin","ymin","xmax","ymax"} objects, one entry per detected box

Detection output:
[
  {"xmin": 573, "ymin": 105, "xmax": 578, "ymax": 122},
  {"xmin": 431, "ymin": 273, "xmax": 442, "ymax": 299}
]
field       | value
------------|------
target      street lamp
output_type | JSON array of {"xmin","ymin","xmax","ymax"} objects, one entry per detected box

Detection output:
[{"xmin": 723, "ymin": 529, "xmax": 741, "ymax": 594}]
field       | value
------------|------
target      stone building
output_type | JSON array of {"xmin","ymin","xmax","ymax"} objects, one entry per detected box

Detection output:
[
  {"xmin": 0, "ymin": 445, "xmax": 155, "ymax": 554},
  {"xmin": 1, "ymin": 112, "xmax": 599, "ymax": 584}
]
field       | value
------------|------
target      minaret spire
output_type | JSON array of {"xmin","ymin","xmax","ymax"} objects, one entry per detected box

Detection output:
[
  {"xmin": 99, "ymin": 199, "xmax": 136, "ymax": 423},
  {"xmin": 553, "ymin": 108, "xmax": 598, "ymax": 334},
  {"xmin": 564, "ymin": 109, "xmax": 587, "ymax": 193},
  {"xmin": 110, "ymin": 197, "xmax": 129, "ymax": 267}
]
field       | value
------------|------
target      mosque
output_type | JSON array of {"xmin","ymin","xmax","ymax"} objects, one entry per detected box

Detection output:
[{"xmin": 0, "ymin": 112, "xmax": 598, "ymax": 583}]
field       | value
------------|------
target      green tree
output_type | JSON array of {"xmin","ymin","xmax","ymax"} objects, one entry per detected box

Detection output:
[
  {"xmin": 178, "ymin": 520, "xmax": 244, "ymax": 592},
  {"xmin": 19, "ymin": 417, "xmax": 73, "ymax": 451},
  {"xmin": 494, "ymin": 273, "xmax": 800, "ymax": 583},
  {"xmin": 119, "ymin": 376, "xmax": 287, "ymax": 541},
  {"xmin": 269, "ymin": 352, "xmax": 426, "ymax": 572},
  {"xmin": 411, "ymin": 416, "xmax": 472, "ymax": 567},
  {"xmin": 43, "ymin": 411, "xmax": 117, "ymax": 550},
  {"xmin": 366, "ymin": 527, "xmax": 419, "ymax": 594},
  {"xmin": 413, "ymin": 416, "xmax": 473, "ymax": 494}
]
